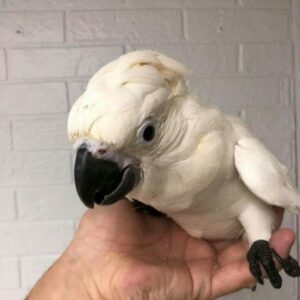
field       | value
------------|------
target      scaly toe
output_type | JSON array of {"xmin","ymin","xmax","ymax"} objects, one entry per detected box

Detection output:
[{"xmin": 272, "ymin": 251, "xmax": 300, "ymax": 278}]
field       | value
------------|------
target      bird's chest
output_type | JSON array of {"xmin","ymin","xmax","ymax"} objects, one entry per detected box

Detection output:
[{"xmin": 169, "ymin": 179, "xmax": 248, "ymax": 240}]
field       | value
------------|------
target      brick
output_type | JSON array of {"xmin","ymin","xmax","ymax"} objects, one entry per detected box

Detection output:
[
  {"xmin": 0, "ymin": 49, "xmax": 6, "ymax": 80},
  {"xmin": 68, "ymin": 81, "xmax": 88, "ymax": 106},
  {"xmin": 0, "ymin": 82, "xmax": 68, "ymax": 115},
  {"xmin": 186, "ymin": 10, "xmax": 289, "ymax": 42},
  {"xmin": 130, "ymin": 44, "xmax": 238, "ymax": 77},
  {"xmin": 13, "ymin": 115, "xmax": 70, "ymax": 150},
  {"xmin": 0, "ymin": 290, "xmax": 27, "ymax": 300},
  {"xmin": 239, "ymin": 0, "xmax": 291, "ymax": 8},
  {"xmin": 0, "ymin": 258, "xmax": 19, "ymax": 289},
  {"xmin": 67, "ymin": 10, "xmax": 182, "ymax": 43},
  {"xmin": 188, "ymin": 77, "xmax": 290, "ymax": 107},
  {"xmin": 5, "ymin": 0, "xmax": 123, "ymax": 9},
  {"xmin": 0, "ymin": 221, "xmax": 74, "ymax": 255},
  {"xmin": 242, "ymin": 108, "xmax": 294, "ymax": 141},
  {"xmin": 241, "ymin": 43, "xmax": 293, "ymax": 76},
  {"xmin": 0, "ymin": 188, "xmax": 16, "ymax": 221},
  {"xmin": 0, "ymin": 12, "xmax": 63, "ymax": 44},
  {"xmin": 21, "ymin": 256, "xmax": 57, "ymax": 290},
  {"xmin": 0, "ymin": 120, "xmax": 12, "ymax": 151},
  {"xmin": 17, "ymin": 185, "xmax": 85, "ymax": 221},
  {"xmin": 125, "ymin": 0, "xmax": 237, "ymax": 8},
  {"xmin": 0, "ymin": 151, "xmax": 71, "ymax": 185},
  {"xmin": 8, "ymin": 47, "xmax": 123, "ymax": 79},
  {"xmin": 262, "ymin": 139, "xmax": 295, "ymax": 173}
]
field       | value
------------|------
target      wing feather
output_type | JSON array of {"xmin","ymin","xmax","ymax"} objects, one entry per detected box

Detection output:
[{"xmin": 234, "ymin": 138, "xmax": 300, "ymax": 213}]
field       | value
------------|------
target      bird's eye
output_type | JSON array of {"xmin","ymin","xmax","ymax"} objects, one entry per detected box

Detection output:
[
  {"xmin": 143, "ymin": 125, "xmax": 155, "ymax": 141},
  {"xmin": 137, "ymin": 119, "xmax": 157, "ymax": 144}
]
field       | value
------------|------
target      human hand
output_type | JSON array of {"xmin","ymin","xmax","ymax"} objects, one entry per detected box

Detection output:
[{"xmin": 55, "ymin": 199, "xmax": 294, "ymax": 300}]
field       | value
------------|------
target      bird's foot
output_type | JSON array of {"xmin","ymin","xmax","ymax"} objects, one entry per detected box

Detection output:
[
  {"xmin": 247, "ymin": 240, "xmax": 300, "ymax": 289},
  {"xmin": 272, "ymin": 251, "xmax": 300, "ymax": 277},
  {"xmin": 247, "ymin": 240, "xmax": 282, "ymax": 288}
]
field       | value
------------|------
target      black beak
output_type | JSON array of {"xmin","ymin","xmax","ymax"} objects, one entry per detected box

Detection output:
[{"xmin": 74, "ymin": 145, "xmax": 141, "ymax": 208}]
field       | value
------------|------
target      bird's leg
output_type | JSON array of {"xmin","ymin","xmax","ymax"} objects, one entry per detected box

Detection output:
[
  {"xmin": 239, "ymin": 200, "xmax": 290, "ymax": 289},
  {"xmin": 247, "ymin": 240, "xmax": 282, "ymax": 288},
  {"xmin": 272, "ymin": 250, "xmax": 300, "ymax": 277}
]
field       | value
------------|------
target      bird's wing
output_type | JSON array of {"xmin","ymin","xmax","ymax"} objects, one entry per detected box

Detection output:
[{"xmin": 234, "ymin": 137, "xmax": 300, "ymax": 213}]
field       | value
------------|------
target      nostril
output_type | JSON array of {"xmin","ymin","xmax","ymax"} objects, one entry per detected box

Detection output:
[
  {"xmin": 90, "ymin": 148, "xmax": 107, "ymax": 159},
  {"xmin": 98, "ymin": 149, "xmax": 106, "ymax": 155}
]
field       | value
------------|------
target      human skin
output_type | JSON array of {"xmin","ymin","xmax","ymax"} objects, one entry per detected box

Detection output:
[{"xmin": 27, "ymin": 199, "xmax": 295, "ymax": 300}]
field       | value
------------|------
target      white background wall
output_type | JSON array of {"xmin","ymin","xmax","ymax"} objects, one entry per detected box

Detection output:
[{"xmin": 0, "ymin": 0, "xmax": 299, "ymax": 299}]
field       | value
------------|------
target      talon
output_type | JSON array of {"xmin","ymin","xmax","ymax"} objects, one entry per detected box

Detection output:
[
  {"xmin": 247, "ymin": 240, "xmax": 282, "ymax": 289},
  {"xmin": 251, "ymin": 284, "xmax": 257, "ymax": 292},
  {"xmin": 272, "ymin": 250, "xmax": 300, "ymax": 277}
]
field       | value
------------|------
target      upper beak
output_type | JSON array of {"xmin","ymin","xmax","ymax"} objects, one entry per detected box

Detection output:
[{"xmin": 74, "ymin": 145, "xmax": 141, "ymax": 208}]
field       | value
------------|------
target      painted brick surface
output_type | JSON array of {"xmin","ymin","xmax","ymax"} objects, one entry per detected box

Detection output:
[
  {"xmin": 17, "ymin": 185, "xmax": 85, "ymax": 221},
  {"xmin": 21, "ymin": 256, "xmax": 58, "ymax": 290},
  {"xmin": 188, "ymin": 77, "xmax": 290, "ymax": 107},
  {"xmin": 4, "ymin": 0, "xmax": 124, "ymax": 9},
  {"xmin": 186, "ymin": 10, "xmax": 289, "ymax": 42},
  {"xmin": 0, "ymin": 82, "xmax": 68, "ymax": 115},
  {"xmin": 242, "ymin": 108, "xmax": 295, "ymax": 141},
  {"xmin": 0, "ymin": 12, "xmax": 64, "ymax": 44},
  {"xmin": 0, "ymin": 221, "xmax": 74, "ymax": 255},
  {"xmin": 0, "ymin": 188, "xmax": 16, "ymax": 221},
  {"xmin": 0, "ymin": 258, "xmax": 19, "ymax": 289},
  {"xmin": 130, "ymin": 44, "xmax": 239, "ymax": 77},
  {"xmin": 0, "ymin": 49, "xmax": 6, "ymax": 80},
  {"xmin": 0, "ymin": 1, "xmax": 299, "ymax": 299},
  {"xmin": 8, "ymin": 47, "xmax": 123, "ymax": 79},
  {"xmin": 13, "ymin": 115, "xmax": 70, "ymax": 150},
  {"xmin": 239, "ymin": 0, "xmax": 291, "ymax": 8},
  {"xmin": 67, "ymin": 10, "xmax": 182, "ymax": 42},
  {"xmin": 0, "ymin": 152, "xmax": 71, "ymax": 185},
  {"xmin": 125, "ymin": 0, "xmax": 238, "ymax": 8},
  {"xmin": 0, "ymin": 120, "xmax": 12, "ymax": 151},
  {"xmin": 68, "ymin": 81, "xmax": 88, "ymax": 105},
  {"xmin": 0, "ymin": 290, "xmax": 27, "ymax": 300},
  {"xmin": 241, "ymin": 43, "xmax": 293, "ymax": 76}
]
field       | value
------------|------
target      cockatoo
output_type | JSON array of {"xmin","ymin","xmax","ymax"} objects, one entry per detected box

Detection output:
[{"xmin": 68, "ymin": 50, "xmax": 300, "ymax": 289}]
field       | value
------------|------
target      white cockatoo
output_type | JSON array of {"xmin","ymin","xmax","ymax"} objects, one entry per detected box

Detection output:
[{"xmin": 68, "ymin": 50, "xmax": 300, "ymax": 289}]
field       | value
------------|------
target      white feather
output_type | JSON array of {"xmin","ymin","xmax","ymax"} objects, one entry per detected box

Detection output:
[{"xmin": 235, "ymin": 137, "xmax": 300, "ymax": 213}]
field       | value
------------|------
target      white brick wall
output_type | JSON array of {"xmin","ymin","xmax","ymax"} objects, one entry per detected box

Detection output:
[{"xmin": 0, "ymin": 0, "xmax": 299, "ymax": 299}]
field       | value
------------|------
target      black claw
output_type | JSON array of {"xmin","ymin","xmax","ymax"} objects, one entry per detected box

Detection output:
[
  {"xmin": 247, "ymin": 240, "xmax": 282, "ymax": 289},
  {"xmin": 272, "ymin": 250, "xmax": 300, "ymax": 277},
  {"xmin": 251, "ymin": 284, "xmax": 257, "ymax": 292}
]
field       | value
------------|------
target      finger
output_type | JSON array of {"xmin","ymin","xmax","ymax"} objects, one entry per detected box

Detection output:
[
  {"xmin": 211, "ymin": 259, "xmax": 256, "ymax": 299},
  {"xmin": 217, "ymin": 239, "xmax": 249, "ymax": 265},
  {"xmin": 269, "ymin": 228, "xmax": 295, "ymax": 259}
]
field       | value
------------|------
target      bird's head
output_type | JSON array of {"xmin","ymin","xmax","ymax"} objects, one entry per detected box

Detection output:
[{"xmin": 68, "ymin": 50, "xmax": 189, "ymax": 208}]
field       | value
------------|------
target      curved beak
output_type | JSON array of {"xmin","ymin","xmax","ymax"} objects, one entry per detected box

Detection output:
[{"xmin": 74, "ymin": 145, "xmax": 141, "ymax": 208}]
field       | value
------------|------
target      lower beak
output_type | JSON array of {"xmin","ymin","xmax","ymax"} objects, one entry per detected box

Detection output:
[{"xmin": 74, "ymin": 145, "xmax": 141, "ymax": 208}]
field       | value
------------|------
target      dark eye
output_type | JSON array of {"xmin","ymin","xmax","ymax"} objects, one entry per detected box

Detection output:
[
  {"xmin": 137, "ymin": 118, "xmax": 157, "ymax": 144},
  {"xmin": 142, "ymin": 125, "xmax": 155, "ymax": 142}
]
